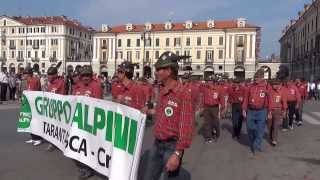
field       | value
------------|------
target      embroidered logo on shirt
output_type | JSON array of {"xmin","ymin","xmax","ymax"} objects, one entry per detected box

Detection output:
[
  {"xmin": 275, "ymin": 96, "xmax": 281, "ymax": 103},
  {"xmin": 213, "ymin": 92, "xmax": 218, "ymax": 99},
  {"xmin": 167, "ymin": 100, "xmax": 178, "ymax": 107},
  {"xmin": 259, "ymin": 92, "xmax": 265, "ymax": 98},
  {"xmin": 164, "ymin": 106, "xmax": 174, "ymax": 117},
  {"xmin": 290, "ymin": 89, "xmax": 295, "ymax": 95},
  {"xmin": 50, "ymin": 88, "xmax": 57, "ymax": 93}
]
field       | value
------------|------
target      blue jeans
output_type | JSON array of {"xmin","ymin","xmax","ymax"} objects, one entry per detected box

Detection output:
[
  {"xmin": 246, "ymin": 108, "xmax": 267, "ymax": 153},
  {"xmin": 142, "ymin": 139, "xmax": 182, "ymax": 180}
]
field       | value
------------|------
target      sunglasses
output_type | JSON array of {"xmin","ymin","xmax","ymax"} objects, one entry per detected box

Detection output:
[
  {"xmin": 81, "ymin": 74, "xmax": 92, "ymax": 78},
  {"xmin": 155, "ymin": 67, "xmax": 168, "ymax": 72}
]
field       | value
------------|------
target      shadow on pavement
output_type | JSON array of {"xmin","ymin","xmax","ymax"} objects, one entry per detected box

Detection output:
[
  {"xmin": 288, "ymin": 157, "xmax": 320, "ymax": 165},
  {"xmin": 138, "ymin": 150, "xmax": 191, "ymax": 180}
]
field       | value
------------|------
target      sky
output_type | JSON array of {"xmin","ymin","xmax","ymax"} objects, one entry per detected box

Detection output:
[{"xmin": 0, "ymin": 0, "xmax": 310, "ymax": 58}]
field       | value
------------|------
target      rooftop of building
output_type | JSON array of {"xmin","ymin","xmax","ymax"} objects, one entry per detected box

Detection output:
[
  {"xmin": 1, "ymin": 15, "xmax": 95, "ymax": 32},
  {"xmin": 98, "ymin": 19, "xmax": 260, "ymax": 34}
]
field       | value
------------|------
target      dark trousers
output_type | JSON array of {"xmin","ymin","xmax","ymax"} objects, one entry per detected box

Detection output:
[
  {"xmin": 288, "ymin": 101, "xmax": 299, "ymax": 125},
  {"xmin": 9, "ymin": 87, "xmax": 16, "ymax": 100},
  {"xmin": 232, "ymin": 103, "xmax": 243, "ymax": 138},
  {"xmin": 202, "ymin": 105, "xmax": 220, "ymax": 139},
  {"xmin": 142, "ymin": 139, "xmax": 182, "ymax": 180},
  {"xmin": 268, "ymin": 109, "xmax": 282, "ymax": 142},
  {"xmin": 0, "ymin": 83, "xmax": 8, "ymax": 101}
]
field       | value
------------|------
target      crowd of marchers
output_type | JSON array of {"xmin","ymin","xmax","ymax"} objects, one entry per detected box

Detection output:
[{"xmin": 2, "ymin": 51, "xmax": 318, "ymax": 180}]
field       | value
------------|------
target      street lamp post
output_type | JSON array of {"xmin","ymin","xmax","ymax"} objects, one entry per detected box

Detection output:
[{"xmin": 141, "ymin": 29, "xmax": 151, "ymax": 77}]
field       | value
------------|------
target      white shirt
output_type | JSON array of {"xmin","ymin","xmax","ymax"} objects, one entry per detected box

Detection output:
[
  {"xmin": 0, "ymin": 72, "xmax": 8, "ymax": 84},
  {"xmin": 310, "ymin": 83, "xmax": 316, "ymax": 90}
]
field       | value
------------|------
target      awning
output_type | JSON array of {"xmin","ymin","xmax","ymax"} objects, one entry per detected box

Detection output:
[
  {"xmin": 204, "ymin": 66, "xmax": 214, "ymax": 72},
  {"xmin": 101, "ymin": 66, "xmax": 108, "ymax": 72},
  {"xmin": 234, "ymin": 66, "xmax": 245, "ymax": 72}
]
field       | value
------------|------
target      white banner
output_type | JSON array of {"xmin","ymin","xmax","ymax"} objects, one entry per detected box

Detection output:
[{"xmin": 17, "ymin": 91, "xmax": 146, "ymax": 180}]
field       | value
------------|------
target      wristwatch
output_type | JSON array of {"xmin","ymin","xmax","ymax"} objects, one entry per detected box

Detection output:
[{"xmin": 174, "ymin": 151, "xmax": 182, "ymax": 158}]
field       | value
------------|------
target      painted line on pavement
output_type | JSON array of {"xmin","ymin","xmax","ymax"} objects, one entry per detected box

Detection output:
[{"xmin": 303, "ymin": 113, "xmax": 320, "ymax": 125}]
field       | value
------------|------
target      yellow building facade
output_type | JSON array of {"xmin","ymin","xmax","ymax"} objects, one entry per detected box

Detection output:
[{"xmin": 93, "ymin": 18, "xmax": 261, "ymax": 79}]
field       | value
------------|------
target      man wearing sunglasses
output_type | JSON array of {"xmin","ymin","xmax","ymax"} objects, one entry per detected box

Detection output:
[
  {"xmin": 114, "ymin": 61, "xmax": 144, "ymax": 110},
  {"xmin": 142, "ymin": 51, "xmax": 194, "ymax": 180}
]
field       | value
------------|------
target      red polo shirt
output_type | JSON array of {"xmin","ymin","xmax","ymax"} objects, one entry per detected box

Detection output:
[
  {"xmin": 26, "ymin": 76, "xmax": 41, "ymax": 91},
  {"xmin": 116, "ymin": 80, "xmax": 144, "ymax": 109},
  {"xmin": 111, "ymin": 80, "xmax": 124, "ymax": 99},
  {"xmin": 200, "ymin": 83, "xmax": 224, "ymax": 108},
  {"xmin": 72, "ymin": 80, "xmax": 103, "ymax": 99},
  {"xmin": 229, "ymin": 84, "xmax": 246, "ymax": 104},
  {"xmin": 153, "ymin": 81, "xmax": 194, "ymax": 151},
  {"xmin": 267, "ymin": 86, "xmax": 288, "ymax": 111},
  {"xmin": 242, "ymin": 81, "xmax": 268, "ymax": 111},
  {"xmin": 284, "ymin": 84, "xmax": 301, "ymax": 104},
  {"xmin": 47, "ymin": 77, "xmax": 66, "ymax": 95}
]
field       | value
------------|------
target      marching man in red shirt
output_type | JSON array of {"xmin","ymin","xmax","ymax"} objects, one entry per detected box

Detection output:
[
  {"xmin": 282, "ymin": 79, "xmax": 301, "ymax": 130},
  {"xmin": 242, "ymin": 69, "xmax": 268, "ymax": 155},
  {"xmin": 45, "ymin": 66, "xmax": 66, "ymax": 151},
  {"xmin": 200, "ymin": 76, "xmax": 225, "ymax": 143},
  {"xmin": 142, "ymin": 51, "xmax": 194, "ymax": 180},
  {"xmin": 267, "ymin": 79, "xmax": 287, "ymax": 146},
  {"xmin": 72, "ymin": 65, "xmax": 103, "ymax": 179},
  {"xmin": 23, "ymin": 67, "xmax": 43, "ymax": 146},
  {"xmin": 295, "ymin": 78, "xmax": 307, "ymax": 126},
  {"xmin": 229, "ymin": 79, "xmax": 246, "ymax": 140},
  {"xmin": 114, "ymin": 62, "xmax": 144, "ymax": 110}
]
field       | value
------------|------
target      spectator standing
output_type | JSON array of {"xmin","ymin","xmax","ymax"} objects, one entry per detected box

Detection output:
[
  {"xmin": 8, "ymin": 72, "xmax": 17, "ymax": 100},
  {"xmin": 0, "ymin": 69, "xmax": 9, "ymax": 101}
]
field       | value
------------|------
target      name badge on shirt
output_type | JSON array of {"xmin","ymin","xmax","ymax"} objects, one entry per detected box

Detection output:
[
  {"xmin": 164, "ymin": 106, "xmax": 174, "ymax": 117},
  {"xmin": 239, "ymin": 97, "xmax": 243, "ymax": 102},
  {"xmin": 275, "ymin": 96, "xmax": 281, "ymax": 103},
  {"xmin": 290, "ymin": 89, "xmax": 295, "ymax": 95},
  {"xmin": 260, "ymin": 91, "xmax": 265, "ymax": 98},
  {"xmin": 51, "ymin": 88, "xmax": 57, "ymax": 93},
  {"xmin": 213, "ymin": 92, "xmax": 218, "ymax": 99}
]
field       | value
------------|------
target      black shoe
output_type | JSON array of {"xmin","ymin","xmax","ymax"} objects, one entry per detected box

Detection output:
[{"xmin": 78, "ymin": 168, "xmax": 93, "ymax": 180}]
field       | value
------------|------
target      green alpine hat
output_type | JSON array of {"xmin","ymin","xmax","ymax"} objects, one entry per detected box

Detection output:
[{"xmin": 154, "ymin": 51, "xmax": 181, "ymax": 69}]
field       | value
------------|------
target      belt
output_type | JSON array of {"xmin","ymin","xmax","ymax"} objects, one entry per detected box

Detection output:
[
  {"xmin": 248, "ymin": 105, "xmax": 264, "ymax": 110},
  {"xmin": 155, "ymin": 137, "xmax": 178, "ymax": 144},
  {"xmin": 205, "ymin": 104, "xmax": 219, "ymax": 108}
]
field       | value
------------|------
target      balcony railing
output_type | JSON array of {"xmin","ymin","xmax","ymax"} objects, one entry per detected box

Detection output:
[
  {"xmin": 33, "ymin": 44, "xmax": 39, "ymax": 49},
  {"xmin": 16, "ymin": 57, "xmax": 24, "ymax": 62},
  {"xmin": 101, "ymin": 44, "xmax": 107, "ymax": 49},
  {"xmin": 100, "ymin": 59, "xmax": 108, "ymax": 64},
  {"xmin": 235, "ymin": 61, "xmax": 244, "ymax": 66},
  {"xmin": 0, "ymin": 57, "xmax": 7, "ymax": 62},
  {"xmin": 205, "ymin": 59, "xmax": 213, "ymax": 65},
  {"xmin": 49, "ymin": 56, "xmax": 58, "ymax": 62},
  {"xmin": 31, "ymin": 57, "xmax": 40, "ymax": 62},
  {"xmin": 9, "ymin": 44, "xmax": 16, "ymax": 49},
  {"xmin": 236, "ymin": 43, "xmax": 244, "ymax": 47}
]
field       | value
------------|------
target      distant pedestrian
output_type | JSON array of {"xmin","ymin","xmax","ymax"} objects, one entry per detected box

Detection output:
[
  {"xmin": 309, "ymin": 81, "xmax": 316, "ymax": 100},
  {"xmin": 8, "ymin": 72, "xmax": 17, "ymax": 100},
  {"xmin": 316, "ymin": 80, "xmax": 320, "ymax": 100},
  {"xmin": 0, "ymin": 69, "xmax": 9, "ymax": 101}
]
